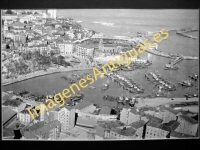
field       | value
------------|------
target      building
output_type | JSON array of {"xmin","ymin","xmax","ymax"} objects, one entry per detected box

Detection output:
[
  {"xmin": 48, "ymin": 106, "xmax": 75, "ymax": 132},
  {"xmin": 28, "ymin": 120, "xmax": 61, "ymax": 140},
  {"xmin": 98, "ymin": 39, "xmax": 121, "ymax": 55},
  {"xmin": 3, "ymin": 99, "xmax": 27, "ymax": 115},
  {"xmin": 120, "ymin": 107, "xmax": 141, "ymax": 125},
  {"xmin": 58, "ymin": 41, "xmax": 74, "ymax": 55},
  {"xmin": 74, "ymin": 100, "xmax": 96, "ymax": 113},
  {"xmin": 94, "ymin": 125, "xmax": 105, "ymax": 140},
  {"xmin": 47, "ymin": 9, "xmax": 57, "ymax": 19},
  {"xmin": 99, "ymin": 106, "xmax": 111, "ymax": 115},
  {"xmin": 130, "ymin": 120, "xmax": 146, "ymax": 139},
  {"xmin": 109, "ymin": 127, "xmax": 137, "ymax": 139},
  {"xmin": 170, "ymin": 130, "xmax": 194, "ymax": 139},
  {"xmin": 76, "ymin": 44, "xmax": 95, "ymax": 58},
  {"xmin": 175, "ymin": 115, "xmax": 198, "ymax": 136},
  {"xmin": 76, "ymin": 117, "xmax": 98, "ymax": 128},
  {"xmin": 145, "ymin": 121, "xmax": 169, "ymax": 139},
  {"xmin": 152, "ymin": 106, "xmax": 179, "ymax": 123},
  {"xmin": 3, "ymin": 107, "xmax": 17, "ymax": 128}
]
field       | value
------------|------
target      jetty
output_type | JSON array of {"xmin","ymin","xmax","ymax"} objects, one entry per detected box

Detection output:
[
  {"xmin": 145, "ymin": 48, "xmax": 198, "ymax": 60},
  {"xmin": 165, "ymin": 56, "xmax": 183, "ymax": 69}
]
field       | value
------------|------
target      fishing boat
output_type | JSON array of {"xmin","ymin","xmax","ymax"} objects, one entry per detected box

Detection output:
[
  {"xmin": 178, "ymin": 80, "xmax": 193, "ymax": 87},
  {"xmin": 189, "ymin": 73, "xmax": 198, "ymax": 80},
  {"xmin": 101, "ymin": 83, "xmax": 109, "ymax": 90},
  {"xmin": 88, "ymin": 86, "xmax": 95, "ymax": 89},
  {"xmin": 184, "ymin": 91, "xmax": 198, "ymax": 98}
]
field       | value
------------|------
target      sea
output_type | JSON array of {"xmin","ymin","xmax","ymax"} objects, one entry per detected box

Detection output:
[{"xmin": 2, "ymin": 9, "xmax": 199, "ymax": 108}]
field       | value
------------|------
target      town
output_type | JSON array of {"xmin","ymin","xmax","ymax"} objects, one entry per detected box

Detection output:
[{"xmin": 2, "ymin": 9, "xmax": 199, "ymax": 140}]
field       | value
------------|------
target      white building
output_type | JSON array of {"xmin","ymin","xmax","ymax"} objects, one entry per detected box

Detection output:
[
  {"xmin": 154, "ymin": 106, "xmax": 179, "ymax": 123},
  {"xmin": 76, "ymin": 44, "xmax": 95, "ymax": 58},
  {"xmin": 58, "ymin": 41, "xmax": 74, "ymax": 55},
  {"xmin": 47, "ymin": 9, "xmax": 57, "ymax": 19},
  {"xmin": 48, "ymin": 106, "xmax": 75, "ymax": 132},
  {"xmin": 120, "ymin": 108, "xmax": 141, "ymax": 125},
  {"xmin": 175, "ymin": 115, "xmax": 198, "ymax": 136},
  {"xmin": 145, "ymin": 122, "xmax": 169, "ymax": 139}
]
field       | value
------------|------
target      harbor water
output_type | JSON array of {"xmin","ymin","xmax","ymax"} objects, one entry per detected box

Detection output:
[{"xmin": 2, "ymin": 9, "xmax": 199, "ymax": 107}]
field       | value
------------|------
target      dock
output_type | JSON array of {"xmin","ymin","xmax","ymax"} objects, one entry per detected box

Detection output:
[{"xmin": 165, "ymin": 56, "xmax": 183, "ymax": 69}]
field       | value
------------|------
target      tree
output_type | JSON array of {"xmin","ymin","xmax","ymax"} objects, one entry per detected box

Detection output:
[
  {"xmin": 34, "ymin": 12, "xmax": 39, "ymax": 15},
  {"xmin": 24, "ymin": 21, "xmax": 28, "ymax": 24}
]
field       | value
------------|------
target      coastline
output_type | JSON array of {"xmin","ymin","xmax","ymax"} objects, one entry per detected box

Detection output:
[{"xmin": 2, "ymin": 66, "xmax": 93, "ymax": 86}]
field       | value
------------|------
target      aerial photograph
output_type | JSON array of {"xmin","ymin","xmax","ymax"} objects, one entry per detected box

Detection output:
[{"xmin": 1, "ymin": 9, "xmax": 199, "ymax": 140}]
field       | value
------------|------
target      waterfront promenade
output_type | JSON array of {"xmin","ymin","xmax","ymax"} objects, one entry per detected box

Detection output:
[{"xmin": 136, "ymin": 97, "xmax": 198, "ymax": 108}]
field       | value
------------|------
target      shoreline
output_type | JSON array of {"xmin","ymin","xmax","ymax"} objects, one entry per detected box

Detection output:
[{"xmin": 2, "ymin": 66, "xmax": 93, "ymax": 86}]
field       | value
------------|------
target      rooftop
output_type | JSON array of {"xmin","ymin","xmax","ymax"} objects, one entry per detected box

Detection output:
[
  {"xmin": 170, "ymin": 131, "xmax": 193, "ymax": 138},
  {"xmin": 111, "ymin": 127, "xmax": 136, "ymax": 137},
  {"xmin": 145, "ymin": 114, "xmax": 163, "ymax": 124},
  {"xmin": 158, "ymin": 105, "xmax": 179, "ymax": 115},
  {"xmin": 99, "ymin": 106, "xmax": 111, "ymax": 115},
  {"xmin": 3, "ymin": 99, "xmax": 24, "ymax": 107},
  {"xmin": 179, "ymin": 115, "xmax": 198, "ymax": 124},
  {"xmin": 95, "ymin": 125, "xmax": 105, "ymax": 137},
  {"xmin": 23, "ymin": 131, "xmax": 39, "ymax": 139},
  {"xmin": 130, "ymin": 120, "xmax": 146, "ymax": 129},
  {"xmin": 76, "ymin": 44, "xmax": 95, "ymax": 49},
  {"xmin": 77, "ymin": 117, "xmax": 98, "ymax": 127},
  {"xmin": 73, "ymin": 100, "xmax": 94, "ymax": 110}
]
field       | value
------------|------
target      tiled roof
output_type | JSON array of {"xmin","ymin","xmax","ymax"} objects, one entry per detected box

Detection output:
[
  {"xmin": 3, "ymin": 128, "xmax": 15, "ymax": 137},
  {"xmin": 95, "ymin": 125, "xmax": 105, "ymax": 137},
  {"xmin": 170, "ymin": 131, "xmax": 193, "ymax": 138},
  {"xmin": 139, "ymin": 107, "xmax": 159, "ymax": 112},
  {"xmin": 111, "ymin": 127, "xmax": 136, "ymax": 137},
  {"xmin": 165, "ymin": 120, "xmax": 180, "ymax": 131},
  {"xmin": 24, "ymin": 131, "xmax": 38, "ymax": 139},
  {"xmin": 76, "ymin": 44, "xmax": 94, "ymax": 49},
  {"xmin": 130, "ymin": 120, "xmax": 146, "ymax": 129},
  {"xmin": 3, "ymin": 99, "xmax": 23, "ymax": 107},
  {"xmin": 130, "ymin": 107, "xmax": 140, "ymax": 115},
  {"xmin": 73, "ymin": 100, "xmax": 94, "ymax": 110},
  {"xmin": 99, "ymin": 106, "xmax": 111, "ymax": 115},
  {"xmin": 179, "ymin": 115, "xmax": 198, "ymax": 124},
  {"xmin": 158, "ymin": 105, "xmax": 179, "ymax": 115},
  {"xmin": 145, "ymin": 114, "xmax": 163, "ymax": 124},
  {"xmin": 77, "ymin": 117, "xmax": 97, "ymax": 127}
]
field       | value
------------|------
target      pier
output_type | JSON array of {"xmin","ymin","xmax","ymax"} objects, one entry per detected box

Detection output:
[{"xmin": 165, "ymin": 56, "xmax": 183, "ymax": 69}]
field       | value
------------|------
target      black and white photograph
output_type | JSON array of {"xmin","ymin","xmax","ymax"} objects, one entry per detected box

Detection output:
[{"xmin": 1, "ymin": 9, "xmax": 199, "ymax": 140}]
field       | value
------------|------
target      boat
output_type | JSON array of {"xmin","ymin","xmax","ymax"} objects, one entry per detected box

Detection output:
[
  {"xmin": 101, "ymin": 84, "xmax": 109, "ymax": 90},
  {"xmin": 122, "ymin": 66, "xmax": 135, "ymax": 71},
  {"xmin": 184, "ymin": 92, "xmax": 198, "ymax": 98},
  {"xmin": 178, "ymin": 80, "xmax": 193, "ymax": 87},
  {"xmin": 70, "ymin": 97, "xmax": 82, "ymax": 101},
  {"xmin": 89, "ymin": 86, "xmax": 95, "ymax": 89},
  {"xmin": 189, "ymin": 73, "xmax": 198, "ymax": 80}
]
